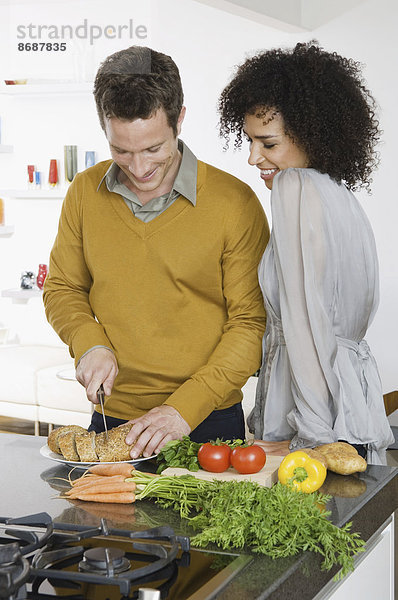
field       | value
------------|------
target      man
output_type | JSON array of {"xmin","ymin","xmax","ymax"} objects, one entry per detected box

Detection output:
[{"xmin": 43, "ymin": 46, "xmax": 269, "ymax": 459}]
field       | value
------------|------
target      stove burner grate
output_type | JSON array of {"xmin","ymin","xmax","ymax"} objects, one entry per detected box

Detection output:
[
  {"xmin": 0, "ymin": 514, "xmax": 192, "ymax": 599},
  {"xmin": 0, "ymin": 513, "xmax": 54, "ymax": 600},
  {"xmin": 79, "ymin": 546, "xmax": 131, "ymax": 575},
  {"xmin": 31, "ymin": 529, "xmax": 188, "ymax": 596}
]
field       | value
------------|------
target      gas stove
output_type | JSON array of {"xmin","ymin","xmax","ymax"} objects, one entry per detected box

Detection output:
[{"xmin": 0, "ymin": 512, "xmax": 251, "ymax": 600}]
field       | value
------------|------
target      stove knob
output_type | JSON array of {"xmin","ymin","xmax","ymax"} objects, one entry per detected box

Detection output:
[{"xmin": 138, "ymin": 589, "xmax": 161, "ymax": 600}]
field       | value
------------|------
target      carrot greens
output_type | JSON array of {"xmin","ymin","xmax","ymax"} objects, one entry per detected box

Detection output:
[{"xmin": 127, "ymin": 473, "xmax": 365, "ymax": 579}]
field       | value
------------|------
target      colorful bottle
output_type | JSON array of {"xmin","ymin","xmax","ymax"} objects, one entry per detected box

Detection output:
[
  {"xmin": 85, "ymin": 151, "xmax": 96, "ymax": 169},
  {"xmin": 36, "ymin": 264, "xmax": 48, "ymax": 290},
  {"xmin": 64, "ymin": 146, "xmax": 78, "ymax": 182},
  {"xmin": 27, "ymin": 165, "xmax": 35, "ymax": 186},
  {"xmin": 48, "ymin": 159, "xmax": 58, "ymax": 187}
]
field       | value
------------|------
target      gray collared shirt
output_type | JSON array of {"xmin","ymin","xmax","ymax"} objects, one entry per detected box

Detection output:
[{"xmin": 99, "ymin": 139, "xmax": 197, "ymax": 222}]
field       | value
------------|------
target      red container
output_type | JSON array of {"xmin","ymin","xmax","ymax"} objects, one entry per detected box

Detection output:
[
  {"xmin": 36, "ymin": 264, "xmax": 48, "ymax": 289},
  {"xmin": 48, "ymin": 159, "xmax": 58, "ymax": 186},
  {"xmin": 27, "ymin": 165, "xmax": 35, "ymax": 184}
]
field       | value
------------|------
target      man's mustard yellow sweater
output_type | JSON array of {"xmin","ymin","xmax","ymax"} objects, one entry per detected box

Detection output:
[{"xmin": 43, "ymin": 159, "xmax": 269, "ymax": 429}]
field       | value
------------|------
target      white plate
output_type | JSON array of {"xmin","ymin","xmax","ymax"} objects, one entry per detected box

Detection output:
[{"xmin": 40, "ymin": 444, "xmax": 156, "ymax": 469}]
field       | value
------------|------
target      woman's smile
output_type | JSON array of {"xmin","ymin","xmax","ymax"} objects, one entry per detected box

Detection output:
[{"xmin": 244, "ymin": 110, "xmax": 309, "ymax": 190}]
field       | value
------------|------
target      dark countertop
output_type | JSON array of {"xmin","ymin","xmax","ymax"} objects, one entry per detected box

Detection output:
[{"xmin": 1, "ymin": 432, "xmax": 397, "ymax": 599}]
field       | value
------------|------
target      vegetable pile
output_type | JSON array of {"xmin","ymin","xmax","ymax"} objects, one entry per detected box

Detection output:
[
  {"xmin": 156, "ymin": 436, "xmax": 266, "ymax": 475},
  {"xmin": 61, "ymin": 463, "xmax": 365, "ymax": 578},
  {"xmin": 62, "ymin": 463, "xmax": 137, "ymax": 503}
]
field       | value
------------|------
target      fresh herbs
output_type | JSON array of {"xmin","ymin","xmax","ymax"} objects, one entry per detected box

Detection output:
[
  {"xmin": 152, "ymin": 476, "xmax": 365, "ymax": 578},
  {"xmin": 156, "ymin": 436, "xmax": 245, "ymax": 473},
  {"xmin": 156, "ymin": 436, "xmax": 202, "ymax": 473}
]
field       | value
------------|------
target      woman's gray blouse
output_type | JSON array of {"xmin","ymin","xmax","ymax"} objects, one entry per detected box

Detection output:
[{"xmin": 248, "ymin": 168, "xmax": 394, "ymax": 465}]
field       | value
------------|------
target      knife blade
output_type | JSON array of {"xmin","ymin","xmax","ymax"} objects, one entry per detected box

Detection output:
[{"xmin": 97, "ymin": 384, "xmax": 108, "ymax": 441}]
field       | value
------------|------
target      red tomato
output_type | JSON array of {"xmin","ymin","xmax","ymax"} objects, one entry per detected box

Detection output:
[
  {"xmin": 198, "ymin": 443, "xmax": 231, "ymax": 473},
  {"xmin": 230, "ymin": 445, "xmax": 266, "ymax": 474}
]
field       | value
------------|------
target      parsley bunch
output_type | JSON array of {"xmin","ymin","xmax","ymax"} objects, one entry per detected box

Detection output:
[{"xmin": 156, "ymin": 478, "xmax": 365, "ymax": 578}]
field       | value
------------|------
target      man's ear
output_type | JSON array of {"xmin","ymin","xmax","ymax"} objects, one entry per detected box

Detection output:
[{"xmin": 176, "ymin": 106, "xmax": 186, "ymax": 136}]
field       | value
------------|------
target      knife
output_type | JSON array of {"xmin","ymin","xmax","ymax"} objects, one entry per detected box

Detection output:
[{"xmin": 97, "ymin": 384, "xmax": 109, "ymax": 441}]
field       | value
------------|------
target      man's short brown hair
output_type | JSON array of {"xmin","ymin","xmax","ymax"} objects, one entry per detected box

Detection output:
[{"xmin": 94, "ymin": 46, "xmax": 184, "ymax": 135}]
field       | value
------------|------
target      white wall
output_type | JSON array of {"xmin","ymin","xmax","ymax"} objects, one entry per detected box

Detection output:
[{"xmin": 0, "ymin": 0, "xmax": 396, "ymax": 391}]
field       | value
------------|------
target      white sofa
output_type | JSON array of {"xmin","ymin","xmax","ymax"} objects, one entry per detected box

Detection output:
[{"xmin": 0, "ymin": 344, "xmax": 91, "ymax": 434}]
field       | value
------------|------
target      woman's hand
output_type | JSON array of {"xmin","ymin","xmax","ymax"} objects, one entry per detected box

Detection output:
[{"xmin": 253, "ymin": 439, "xmax": 291, "ymax": 456}]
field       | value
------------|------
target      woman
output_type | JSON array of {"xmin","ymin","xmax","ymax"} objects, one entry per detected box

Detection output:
[{"xmin": 218, "ymin": 42, "xmax": 394, "ymax": 464}]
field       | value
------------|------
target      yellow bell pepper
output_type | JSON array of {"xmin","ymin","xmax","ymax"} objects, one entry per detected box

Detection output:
[{"xmin": 278, "ymin": 451, "xmax": 327, "ymax": 493}]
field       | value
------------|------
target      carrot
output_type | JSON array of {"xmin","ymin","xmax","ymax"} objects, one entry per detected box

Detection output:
[
  {"xmin": 68, "ymin": 471, "xmax": 90, "ymax": 486},
  {"xmin": 71, "ymin": 475, "xmax": 106, "ymax": 487},
  {"xmin": 66, "ymin": 492, "xmax": 136, "ymax": 503},
  {"xmin": 65, "ymin": 482, "xmax": 136, "ymax": 498},
  {"xmin": 88, "ymin": 464, "xmax": 135, "ymax": 477},
  {"xmin": 71, "ymin": 474, "xmax": 127, "ymax": 488},
  {"xmin": 69, "ymin": 470, "xmax": 103, "ymax": 483}
]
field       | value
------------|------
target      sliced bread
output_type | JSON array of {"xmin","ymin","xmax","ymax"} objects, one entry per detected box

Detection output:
[
  {"xmin": 48, "ymin": 425, "xmax": 86, "ymax": 455},
  {"xmin": 58, "ymin": 430, "xmax": 80, "ymax": 461},
  {"xmin": 75, "ymin": 431, "xmax": 99, "ymax": 462},
  {"xmin": 95, "ymin": 424, "xmax": 135, "ymax": 462}
]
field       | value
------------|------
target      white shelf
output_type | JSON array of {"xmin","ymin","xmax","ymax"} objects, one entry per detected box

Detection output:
[
  {"xmin": 0, "ymin": 145, "xmax": 13, "ymax": 153},
  {"xmin": 0, "ymin": 225, "xmax": 15, "ymax": 237},
  {"xmin": 0, "ymin": 82, "xmax": 93, "ymax": 96},
  {"xmin": 1, "ymin": 288, "xmax": 42, "ymax": 304},
  {"xmin": 0, "ymin": 189, "xmax": 67, "ymax": 199}
]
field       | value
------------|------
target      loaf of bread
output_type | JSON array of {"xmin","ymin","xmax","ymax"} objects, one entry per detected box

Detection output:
[
  {"xmin": 47, "ymin": 424, "xmax": 139, "ymax": 462},
  {"xmin": 95, "ymin": 424, "xmax": 134, "ymax": 462},
  {"xmin": 48, "ymin": 425, "xmax": 86, "ymax": 455}
]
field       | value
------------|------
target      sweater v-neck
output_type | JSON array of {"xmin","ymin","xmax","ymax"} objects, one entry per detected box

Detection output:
[
  {"xmin": 109, "ymin": 189, "xmax": 192, "ymax": 239},
  {"xmin": 107, "ymin": 161, "xmax": 206, "ymax": 240}
]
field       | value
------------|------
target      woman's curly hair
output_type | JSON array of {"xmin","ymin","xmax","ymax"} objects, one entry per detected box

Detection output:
[{"xmin": 218, "ymin": 42, "xmax": 380, "ymax": 190}]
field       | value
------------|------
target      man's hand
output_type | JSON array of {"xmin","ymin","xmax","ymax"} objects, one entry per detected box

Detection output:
[
  {"xmin": 125, "ymin": 405, "xmax": 191, "ymax": 459},
  {"xmin": 253, "ymin": 439, "xmax": 291, "ymax": 456},
  {"xmin": 75, "ymin": 348, "xmax": 118, "ymax": 403}
]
